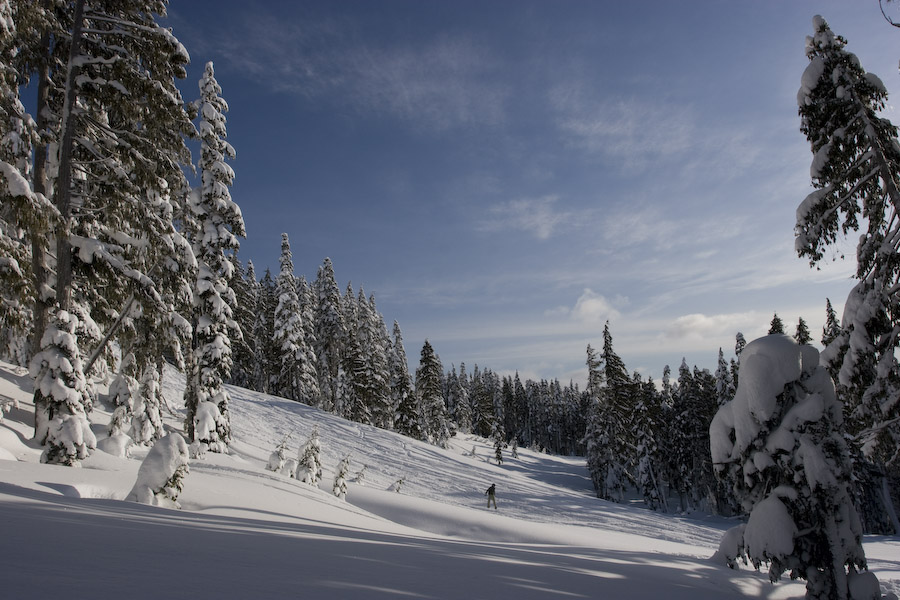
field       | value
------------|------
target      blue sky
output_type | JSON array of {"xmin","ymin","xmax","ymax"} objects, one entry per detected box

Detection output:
[{"xmin": 165, "ymin": 1, "xmax": 900, "ymax": 386}]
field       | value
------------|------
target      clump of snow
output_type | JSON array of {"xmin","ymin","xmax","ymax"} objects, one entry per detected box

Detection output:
[
  {"xmin": 192, "ymin": 400, "xmax": 227, "ymax": 454},
  {"xmin": 848, "ymin": 570, "xmax": 881, "ymax": 600},
  {"xmin": 744, "ymin": 495, "xmax": 797, "ymax": 567},
  {"xmin": 126, "ymin": 433, "xmax": 190, "ymax": 509},
  {"xmin": 41, "ymin": 412, "xmax": 96, "ymax": 466},
  {"xmin": 712, "ymin": 524, "xmax": 746, "ymax": 569},
  {"xmin": 97, "ymin": 433, "xmax": 133, "ymax": 458},
  {"xmin": 265, "ymin": 434, "xmax": 292, "ymax": 475}
]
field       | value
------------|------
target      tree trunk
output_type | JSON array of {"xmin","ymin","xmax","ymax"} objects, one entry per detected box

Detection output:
[
  {"xmin": 53, "ymin": 0, "xmax": 86, "ymax": 313},
  {"xmin": 30, "ymin": 10, "xmax": 52, "ymax": 442}
]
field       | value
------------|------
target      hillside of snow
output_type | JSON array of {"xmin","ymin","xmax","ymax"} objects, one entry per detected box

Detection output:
[{"xmin": 0, "ymin": 360, "xmax": 897, "ymax": 599}]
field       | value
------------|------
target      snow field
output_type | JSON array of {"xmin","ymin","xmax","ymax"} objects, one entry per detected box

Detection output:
[{"xmin": 0, "ymin": 360, "xmax": 897, "ymax": 599}]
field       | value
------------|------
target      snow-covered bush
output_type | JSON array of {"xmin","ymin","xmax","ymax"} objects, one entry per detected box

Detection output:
[
  {"xmin": 333, "ymin": 454, "xmax": 351, "ymax": 500},
  {"xmin": 709, "ymin": 334, "xmax": 876, "ymax": 599},
  {"xmin": 353, "ymin": 464, "xmax": 368, "ymax": 485},
  {"xmin": 295, "ymin": 426, "xmax": 322, "ymax": 485},
  {"xmin": 31, "ymin": 310, "xmax": 96, "ymax": 465},
  {"xmin": 126, "ymin": 433, "xmax": 190, "ymax": 509}
]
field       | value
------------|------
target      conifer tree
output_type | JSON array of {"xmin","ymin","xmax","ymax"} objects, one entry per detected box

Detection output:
[
  {"xmin": 795, "ymin": 317, "xmax": 813, "ymax": 345},
  {"xmin": 228, "ymin": 255, "xmax": 255, "ymax": 389},
  {"xmin": 183, "ymin": 61, "xmax": 244, "ymax": 452},
  {"xmin": 390, "ymin": 321, "xmax": 421, "ymax": 439},
  {"xmin": 822, "ymin": 298, "xmax": 842, "ymax": 349},
  {"xmin": 253, "ymin": 269, "xmax": 277, "ymax": 393},
  {"xmin": 273, "ymin": 234, "xmax": 317, "ymax": 403},
  {"xmin": 768, "ymin": 313, "xmax": 785, "ymax": 335},
  {"xmin": 714, "ymin": 348, "xmax": 735, "ymax": 407},
  {"xmin": 313, "ymin": 258, "xmax": 344, "ymax": 411},
  {"xmin": 710, "ymin": 335, "xmax": 870, "ymax": 600},
  {"xmin": 417, "ymin": 339, "xmax": 449, "ymax": 446},
  {"xmin": 363, "ymin": 294, "xmax": 392, "ymax": 429},
  {"xmin": 796, "ymin": 15, "xmax": 900, "ymax": 523},
  {"xmin": 30, "ymin": 309, "xmax": 95, "ymax": 464},
  {"xmin": 297, "ymin": 276, "xmax": 320, "ymax": 403},
  {"xmin": 131, "ymin": 361, "xmax": 164, "ymax": 446}
]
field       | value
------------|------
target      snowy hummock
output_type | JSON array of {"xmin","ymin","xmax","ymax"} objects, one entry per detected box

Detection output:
[{"xmin": 1, "ymin": 360, "xmax": 897, "ymax": 599}]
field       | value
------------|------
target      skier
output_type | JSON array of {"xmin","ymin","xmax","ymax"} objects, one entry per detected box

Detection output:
[{"xmin": 485, "ymin": 483, "xmax": 497, "ymax": 509}]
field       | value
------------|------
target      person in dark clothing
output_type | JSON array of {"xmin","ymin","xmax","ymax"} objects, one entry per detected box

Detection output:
[{"xmin": 485, "ymin": 483, "xmax": 497, "ymax": 509}]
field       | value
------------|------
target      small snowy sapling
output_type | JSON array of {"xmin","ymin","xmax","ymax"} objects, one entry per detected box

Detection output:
[
  {"xmin": 333, "ymin": 454, "xmax": 351, "ymax": 500},
  {"xmin": 295, "ymin": 425, "xmax": 323, "ymax": 485}
]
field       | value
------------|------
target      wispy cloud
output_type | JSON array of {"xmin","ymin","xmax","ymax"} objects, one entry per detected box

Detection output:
[
  {"xmin": 203, "ymin": 11, "xmax": 508, "ymax": 132},
  {"xmin": 549, "ymin": 83, "xmax": 694, "ymax": 170},
  {"xmin": 479, "ymin": 195, "xmax": 588, "ymax": 240}
]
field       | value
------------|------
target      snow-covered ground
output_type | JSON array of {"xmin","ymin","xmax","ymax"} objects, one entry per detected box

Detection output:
[{"xmin": 0, "ymin": 360, "xmax": 897, "ymax": 599}]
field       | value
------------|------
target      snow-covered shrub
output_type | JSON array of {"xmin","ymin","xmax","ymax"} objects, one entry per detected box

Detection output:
[
  {"xmin": 295, "ymin": 426, "xmax": 322, "ymax": 485},
  {"xmin": 333, "ymin": 454, "xmax": 351, "ymax": 500},
  {"xmin": 709, "ymin": 334, "xmax": 876, "ymax": 599},
  {"xmin": 31, "ymin": 310, "xmax": 96, "ymax": 465},
  {"xmin": 126, "ymin": 433, "xmax": 190, "ymax": 509},
  {"xmin": 97, "ymin": 433, "xmax": 133, "ymax": 458},
  {"xmin": 353, "ymin": 464, "xmax": 368, "ymax": 485},
  {"xmin": 711, "ymin": 524, "xmax": 746, "ymax": 570},
  {"xmin": 0, "ymin": 394, "xmax": 16, "ymax": 422}
]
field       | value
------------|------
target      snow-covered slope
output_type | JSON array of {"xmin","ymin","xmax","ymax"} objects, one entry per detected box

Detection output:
[{"xmin": 0, "ymin": 361, "xmax": 897, "ymax": 599}]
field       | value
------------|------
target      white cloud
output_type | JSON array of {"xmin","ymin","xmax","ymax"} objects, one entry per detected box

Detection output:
[
  {"xmin": 571, "ymin": 289, "xmax": 622, "ymax": 324},
  {"xmin": 664, "ymin": 312, "xmax": 760, "ymax": 341}
]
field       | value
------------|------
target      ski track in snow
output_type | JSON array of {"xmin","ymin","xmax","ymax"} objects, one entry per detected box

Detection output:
[{"xmin": 0, "ymin": 361, "xmax": 896, "ymax": 599}]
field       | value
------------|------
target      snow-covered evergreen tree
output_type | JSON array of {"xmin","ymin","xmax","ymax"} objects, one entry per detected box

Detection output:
[
  {"xmin": 107, "ymin": 353, "xmax": 138, "ymax": 438},
  {"xmin": 296, "ymin": 275, "xmax": 320, "ymax": 405},
  {"xmin": 447, "ymin": 364, "xmax": 471, "ymax": 433},
  {"xmin": 131, "ymin": 362, "xmax": 165, "ymax": 446},
  {"xmin": 30, "ymin": 309, "xmax": 95, "ymax": 464},
  {"xmin": 796, "ymin": 15, "xmax": 900, "ymax": 472},
  {"xmin": 253, "ymin": 269, "xmax": 277, "ymax": 394},
  {"xmin": 313, "ymin": 258, "xmax": 344, "ymax": 411},
  {"xmin": 714, "ymin": 348, "xmax": 735, "ymax": 407},
  {"xmin": 183, "ymin": 61, "xmax": 244, "ymax": 451},
  {"xmin": 362, "ymin": 294, "xmax": 392, "ymax": 429},
  {"xmin": 710, "ymin": 334, "xmax": 872, "ymax": 600},
  {"xmin": 584, "ymin": 323, "xmax": 634, "ymax": 502},
  {"xmin": 273, "ymin": 233, "xmax": 318, "ymax": 403}
]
